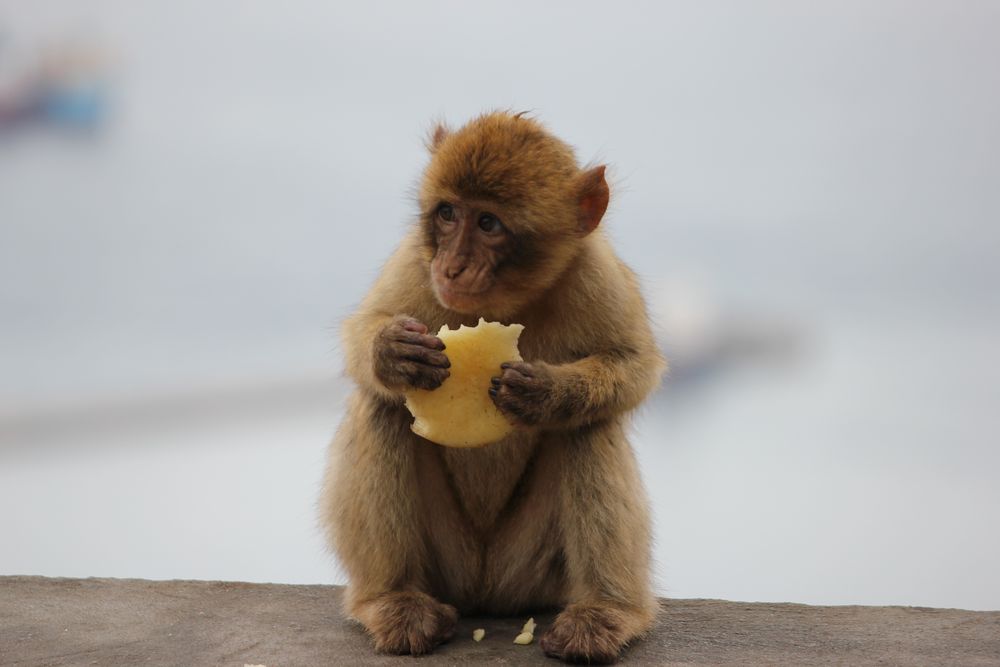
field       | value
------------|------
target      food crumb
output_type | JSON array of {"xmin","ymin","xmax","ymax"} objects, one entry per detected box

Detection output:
[
  {"xmin": 473, "ymin": 628, "xmax": 485, "ymax": 642},
  {"xmin": 513, "ymin": 631, "xmax": 533, "ymax": 645},
  {"xmin": 521, "ymin": 617, "xmax": 537, "ymax": 635}
]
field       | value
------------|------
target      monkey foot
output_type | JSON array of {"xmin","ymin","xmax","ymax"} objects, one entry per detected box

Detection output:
[
  {"xmin": 354, "ymin": 590, "xmax": 458, "ymax": 656},
  {"xmin": 540, "ymin": 602, "xmax": 645, "ymax": 664}
]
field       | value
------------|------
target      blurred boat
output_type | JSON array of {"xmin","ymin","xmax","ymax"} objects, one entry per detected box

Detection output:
[
  {"xmin": 0, "ymin": 38, "xmax": 108, "ymax": 132},
  {"xmin": 651, "ymin": 279, "xmax": 805, "ymax": 387}
]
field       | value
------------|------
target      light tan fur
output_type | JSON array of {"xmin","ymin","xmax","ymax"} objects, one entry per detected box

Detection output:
[{"xmin": 320, "ymin": 112, "xmax": 665, "ymax": 663}]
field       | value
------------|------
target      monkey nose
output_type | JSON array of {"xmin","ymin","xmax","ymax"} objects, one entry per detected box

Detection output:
[{"xmin": 445, "ymin": 264, "xmax": 467, "ymax": 280}]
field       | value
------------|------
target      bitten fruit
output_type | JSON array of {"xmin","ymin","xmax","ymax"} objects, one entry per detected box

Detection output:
[{"xmin": 405, "ymin": 318, "xmax": 524, "ymax": 447}]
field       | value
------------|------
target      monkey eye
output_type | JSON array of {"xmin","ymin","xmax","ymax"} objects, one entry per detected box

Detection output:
[
  {"xmin": 437, "ymin": 203, "xmax": 456, "ymax": 223},
  {"xmin": 478, "ymin": 213, "xmax": 503, "ymax": 234}
]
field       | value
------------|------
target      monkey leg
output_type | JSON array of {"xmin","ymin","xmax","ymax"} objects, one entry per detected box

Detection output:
[
  {"xmin": 540, "ymin": 420, "xmax": 657, "ymax": 664},
  {"xmin": 319, "ymin": 394, "xmax": 457, "ymax": 655}
]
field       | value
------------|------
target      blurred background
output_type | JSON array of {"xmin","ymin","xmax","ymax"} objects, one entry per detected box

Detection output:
[{"xmin": 1, "ymin": 1, "xmax": 998, "ymax": 611}]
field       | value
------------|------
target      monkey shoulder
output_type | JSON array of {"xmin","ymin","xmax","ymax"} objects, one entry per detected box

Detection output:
[
  {"xmin": 520, "ymin": 241, "xmax": 654, "ymax": 362},
  {"xmin": 357, "ymin": 231, "xmax": 440, "ymax": 320}
]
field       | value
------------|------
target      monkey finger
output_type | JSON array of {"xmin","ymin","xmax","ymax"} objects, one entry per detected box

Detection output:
[
  {"xmin": 412, "ymin": 374, "xmax": 447, "ymax": 391},
  {"xmin": 489, "ymin": 385, "xmax": 514, "ymax": 410},
  {"xmin": 491, "ymin": 388, "xmax": 537, "ymax": 425},
  {"xmin": 399, "ymin": 318, "xmax": 428, "ymax": 334},
  {"xmin": 500, "ymin": 361, "xmax": 535, "ymax": 377},
  {"xmin": 499, "ymin": 367, "xmax": 536, "ymax": 388},
  {"xmin": 393, "ymin": 330, "xmax": 446, "ymax": 351},
  {"xmin": 397, "ymin": 345, "xmax": 450, "ymax": 368},
  {"xmin": 400, "ymin": 362, "xmax": 450, "ymax": 390},
  {"xmin": 490, "ymin": 383, "xmax": 515, "ymax": 406},
  {"xmin": 400, "ymin": 360, "xmax": 451, "ymax": 382},
  {"xmin": 425, "ymin": 369, "xmax": 451, "ymax": 389}
]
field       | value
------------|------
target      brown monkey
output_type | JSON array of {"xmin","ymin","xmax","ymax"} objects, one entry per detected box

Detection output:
[{"xmin": 320, "ymin": 112, "xmax": 665, "ymax": 663}]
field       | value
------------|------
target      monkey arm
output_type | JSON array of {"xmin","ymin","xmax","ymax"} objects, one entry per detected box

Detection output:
[
  {"xmin": 342, "ymin": 234, "xmax": 448, "ymax": 402},
  {"xmin": 554, "ymin": 345, "xmax": 664, "ymax": 426},
  {"xmin": 344, "ymin": 307, "xmax": 451, "ymax": 401},
  {"xmin": 342, "ymin": 307, "xmax": 404, "ymax": 402},
  {"xmin": 494, "ymin": 344, "xmax": 664, "ymax": 429},
  {"xmin": 492, "ymin": 248, "xmax": 666, "ymax": 429},
  {"xmin": 342, "ymin": 290, "xmax": 413, "ymax": 402}
]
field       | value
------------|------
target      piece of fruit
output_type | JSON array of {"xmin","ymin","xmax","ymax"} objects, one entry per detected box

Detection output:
[{"xmin": 405, "ymin": 318, "xmax": 525, "ymax": 447}]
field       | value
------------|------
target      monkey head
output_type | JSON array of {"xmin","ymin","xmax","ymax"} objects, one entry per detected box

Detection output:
[{"xmin": 418, "ymin": 112, "xmax": 610, "ymax": 318}]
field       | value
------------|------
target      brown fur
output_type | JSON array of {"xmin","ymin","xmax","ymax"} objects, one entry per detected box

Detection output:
[{"xmin": 320, "ymin": 111, "xmax": 665, "ymax": 663}]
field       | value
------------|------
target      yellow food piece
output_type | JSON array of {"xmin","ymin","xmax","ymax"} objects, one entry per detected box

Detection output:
[
  {"xmin": 513, "ymin": 632, "xmax": 534, "ymax": 645},
  {"xmin": 521, "ymin": 617, "xmax": 537, "ymax": 635},
  {"xmin": 405, "ymin": 318, "xmax": 525, "ymax": 448},
  {"xmin": 473, "ymin": 628, "xmax": 486, "ymax": 642}
]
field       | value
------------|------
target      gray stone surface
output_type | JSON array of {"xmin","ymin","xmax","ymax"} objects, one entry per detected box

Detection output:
[{"xmin": 1, "ymin": 576, "xmax": 998, "ymax": 666}]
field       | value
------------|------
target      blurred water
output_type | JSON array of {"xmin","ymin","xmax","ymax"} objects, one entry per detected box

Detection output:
[{"xmin": 1, "ymin": 1, "xmax": 998, "ymax": 610}]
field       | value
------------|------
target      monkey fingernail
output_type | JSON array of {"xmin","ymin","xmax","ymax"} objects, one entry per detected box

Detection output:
[
  {"xmin": 420, "ymin": 335, "xmax": 445, "ymax": 350},
  {"xmin": 488, "ymin": 387, "xmax": 498, "ymax": 398}
]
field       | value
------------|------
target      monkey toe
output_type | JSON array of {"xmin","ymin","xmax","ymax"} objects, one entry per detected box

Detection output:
[
  {"xmin": 361, "ymin": 591, "xmax": 458, "ymax": 656},
  {"xmin": 539, "ymin": 603, "xmax": 633, "ymax": 664}
]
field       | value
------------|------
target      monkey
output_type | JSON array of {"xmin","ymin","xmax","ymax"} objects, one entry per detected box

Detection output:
[{"xmin": 319, "ymin": 111, "xmax": 665, "ymax": 664}]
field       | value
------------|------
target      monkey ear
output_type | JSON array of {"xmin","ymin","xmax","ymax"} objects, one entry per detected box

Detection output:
[
  {"xmin": 426, "ymin": 123, "xmax": 451, "ymax": 153},
  {"xmin": 577, "ymin": 165, "xmax": 610, "ymax": 236}
]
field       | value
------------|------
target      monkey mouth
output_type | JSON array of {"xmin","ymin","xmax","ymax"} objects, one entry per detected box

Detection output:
[{"xmin": 433, "ymin": 281, "xmax": 491, "ymax": 313}]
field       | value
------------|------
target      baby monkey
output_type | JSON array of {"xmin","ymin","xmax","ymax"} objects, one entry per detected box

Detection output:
[{"xmin": 321, "ymin": 112, "xmax": 665, "ymax": 663}]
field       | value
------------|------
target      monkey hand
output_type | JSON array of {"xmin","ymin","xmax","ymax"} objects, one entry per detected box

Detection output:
[
  {"xmin": 374, "ymin": 316, "xmax": 451, "ymax": 391},
  {"xmin": 489, "ymin": 361, "xmax": 560, "ymax": 427}
]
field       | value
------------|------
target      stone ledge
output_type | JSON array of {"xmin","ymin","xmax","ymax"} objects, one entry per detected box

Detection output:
[{"xmin": 1, "ymin": 576, "xmax": 998, "ymax": 666}]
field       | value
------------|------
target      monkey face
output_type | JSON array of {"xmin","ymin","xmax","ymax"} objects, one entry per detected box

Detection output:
[
  {"xmin": 425, "ymin": 197, "xmax": 583, "ymax": 318},
  {"xmin": 428, "ymin": 199, "xmax": 514, "ymax": 314},
  {"xmin": 419, "ymin": 112, "xmax": 611, "ymax": 317}
]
